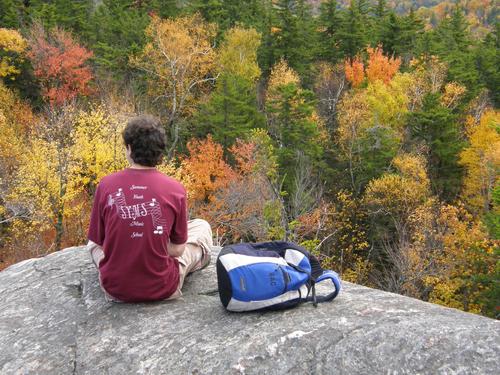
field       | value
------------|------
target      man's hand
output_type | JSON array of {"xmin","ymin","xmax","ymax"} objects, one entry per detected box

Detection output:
[{"xmin": 168, "ymin": 241, "xmax": 186, "ymax": 258}]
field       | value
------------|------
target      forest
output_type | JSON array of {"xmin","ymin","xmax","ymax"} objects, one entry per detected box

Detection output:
[{"xmin": 0, "ymin": 0, "xmax": 498, "ymax": 318}]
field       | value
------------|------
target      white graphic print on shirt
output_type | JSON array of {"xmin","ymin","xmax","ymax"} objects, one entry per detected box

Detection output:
[{"xmin": 107, "ymin": 188, "xmax": 166, "ymax": 235}]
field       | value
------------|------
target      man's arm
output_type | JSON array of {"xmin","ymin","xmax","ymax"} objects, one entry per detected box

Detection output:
[
  {"xmin": 88, "ymin": 184, "xmax": 105, "ymax": 246},
  {"xmin": 168, "ymin": 188, "xmax": 188, "ymax": 258},
  {"xmin": 167, "ymin": 241, "xmax": 186, "ymax": 258}
]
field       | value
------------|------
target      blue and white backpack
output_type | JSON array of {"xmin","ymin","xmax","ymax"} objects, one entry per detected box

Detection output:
[{"xmin": 216, "ymin": 241, "xmax": 341, "ymax": 312}]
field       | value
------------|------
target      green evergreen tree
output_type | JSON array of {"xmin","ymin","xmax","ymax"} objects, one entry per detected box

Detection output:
[
  {"xmin": 187, "ymin": 0, "xmax": 229, "ymax": 33},
  {"xmin": 195, "ymin": 73, "xmax": 265, "ymax": 149},
  {"xmin": 150, "ymin": 0, "xmax": 180, "ymax": 18},
  {"xmin": 408, "ymin": 93, "xmax": 465, "ymax": 201},
  {"xmin": 378, "ymin": 7, "xmax": 423, "ymax": 61},
  {"xmin": 434, "ymin": 6, "xmax": 479, "ymax": 98},
  {"xmin": 0, "ymin": 0, "xmax": 20, "ymax": 28},
  {"xmin": 475, "ymin": 243, "xmax": 500, "ymax": 318},
  {"xmin": 318, "ymin": 0, "xmax": 342, "ymax": 63},
  {"xmin": 475, "ymin": 24, "xmax": 500, "ymax": 106},
  {"xmin": 379, "ymin": 12, "xmax": 403, "ymax": 55},
  {"xmin": 357, "ymin": 125, "xmax": 399, "ymax": 190},
  {"xmin": 336, "ymin": 1, "xmax": 367, "ymax": 59},
  {"xmin": 26, "ymin": 0, "xmax": 92, "ymax": 33},
  {"xmin": 484, "ymin": 184, "xmax": 500, "ymax": 240},
  {"xmin": 188, "ymin": 0, "xmax": 266, "ymax": 37},
  {"xmin": 266, "ymin": 82, "xmax": 323, "ymax": 190},
  {"xmin": 221, "ymin": 0, "xmax": 266, "ymax": 30},
  {"xmin": 86, "ymin": 0, "xmax": 149, "ymax": 80},
  {"xmin": 258, "ymin": 2, "xmax": 276, "ymax": 77},
  {"xmin": 440, "ymin": 6, "xmax": 470, "ymax": 51},
  {"xmin": 373, "ymin": 0, "xmax": 388, "ymax": 19},
  {"xmin": 356, "ymin": 0, "xmax": 370, "ymax": 18},
  {"xmin": 272, "ymin": 0, "xmax": 317, "ymax": 82},
  {"xmin": 28, "ymin": 1, "xmax": 58, "ymax": 29},
  {"xmin": 399, "ymin": 7, "xmax": 424, "ymax": 59},
  {"xmin": 371, "ymin": 0, "xmax": 388, "ymax": 44}
]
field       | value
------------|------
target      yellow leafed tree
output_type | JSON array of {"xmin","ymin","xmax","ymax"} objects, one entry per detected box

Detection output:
[
  {"xmin": 364, "ymin": 151, "xmax": 496, "ymax": 315},
  {"xmin": 0, "ymin": 83, "xmax": 34, "ymax": 176},
  {"xmin": 364, "ymin": 153, "xmax": 431, "ymax": 232},
  {"xmin": 8, "ymin": 136, "xmax": 69, "ymax": 253},
  {"xmin": 365, "ymin": 72, "xmax": 414, "ymax": 134},
  {"xmin": 267, "ymin": 58, "xmax": 300, "ymax": 94},
  {"xmin": 420, "ymin": 204, "xmax": 495, "ymax": 314},
  {"xmin": 218, "ymin": 27, "xmax": 261, "ymax": 81},
  {"xmin": 441, "ymin": 82, "xmax": 467, "ymax": 109},
  {"xmin": 363, "ymin": 153, "xmax": 434, "ymax": 295},
  {"xmin": 0, "ymin": 28, "xmax": 27, "ymax": 79},
  {"xmin": 0, "ymin": 83, "xmax": 35, "ymax": 241},
  {"xmin": 131, "ymin": 14, "xmax": 217, "ymax": 155},
  {"xmin": 459, "ymin": 110, "xmax": 500, "ymax": 215},
  {"xmin": 69, "ymin": 106, "xmax": 128, "ymax": 195},
  {"xmin": 6, "ymin": 105, "xmax": 131, "ymax": 255},
  {"xmin": 336, "ymin": 71, "xmax": 413, "ymax": 193}
]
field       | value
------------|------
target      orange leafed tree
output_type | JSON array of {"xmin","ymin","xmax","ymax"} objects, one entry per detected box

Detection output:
[
  {"xmin": 180, "ymin": 135, "xmax": 277, "ymax": 244},
  {"xmin": 181, "ymin": 135, "xmax": 236, "ymax": 204},
  {"xmin": 229, "ymin": 139, "xmax": 257, "ymax": 175},
  {"xmin": 344, "ymin": 57, "xmax": 364, "ymax": 88},
  {"xmin": 199, "ymin": 137, "xmax": 276, "ymax": 244},
  {"xmin": 28, "ymin": 24, "xmax": 93, "ymax": 106},
  {"xmin": 365, "ymin": 45, "xmax": 401, "ymax": 84},
  {"xmin": 345, "ymin": 45, "xmax": 401, "ymax": 87}
]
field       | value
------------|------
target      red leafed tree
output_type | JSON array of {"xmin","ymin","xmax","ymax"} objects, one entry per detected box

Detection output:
[{"xmin": 28, "ymin": 24, "xmax": 93, "ymax": 106}]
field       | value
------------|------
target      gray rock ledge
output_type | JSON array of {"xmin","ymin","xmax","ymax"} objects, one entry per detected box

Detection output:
[{"xmin": 0, "ymin": 246, "xmax": 499, "ymax": 375}]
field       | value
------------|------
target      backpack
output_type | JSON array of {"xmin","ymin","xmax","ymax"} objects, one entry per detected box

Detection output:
[{"xmin": 216, "ymin": 241, "xmax": 341, "ymax": 312}]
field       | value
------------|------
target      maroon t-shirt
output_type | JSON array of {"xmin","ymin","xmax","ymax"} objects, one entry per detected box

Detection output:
[{"xmin": 87, "ymin": 168, "xmax": 188, "ymax": 302}]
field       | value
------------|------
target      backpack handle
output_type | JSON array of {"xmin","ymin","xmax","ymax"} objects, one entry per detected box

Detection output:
[
  {"xmin": 285, "ymin": 261, "xmax": 341, "ymax": 306},
  {"xmin": 313, "ymin": 270, "xmax": 342, "ymax": 303}
]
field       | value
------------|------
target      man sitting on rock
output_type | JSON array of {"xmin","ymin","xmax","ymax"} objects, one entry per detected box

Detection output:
[{"xmin": 87, "ymin": 115, "xmax": 212, "ymax": 302}]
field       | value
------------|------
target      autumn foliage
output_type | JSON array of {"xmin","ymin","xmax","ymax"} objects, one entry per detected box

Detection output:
[
  {"xmin": 344, "ymin": 57, "xmax": 364, "ymax": 88},
  {"xmin": 345, "ymin": 45, "xmax": 401, "ymax": 87},
  {"xmin": 28, "ymin": 24, "xmax": 93, "ymax": 106},
  {"xmin": 0, "ymin": 2, "xmax": 498, "ymax": 318},
  {"xmin": 182, "ymin": 135, "xmax": 236, "ymax": 203},
  {"xmin": 0, "ymin": 28, "xmax": 27, "ymax": 78},
  {"xmin": 365, "ymin": 46, "xmax": 401, "ymax": 84},
  {"xmin": 179, "ymin": 135, "xmax": 275, "ymax": 244},
  {"xmin": 460, "ymin": 110, "xmax": 500, "ymax": 215}
]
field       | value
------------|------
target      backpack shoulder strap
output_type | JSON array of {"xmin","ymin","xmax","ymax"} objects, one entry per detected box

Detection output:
[{"xmin": 307, "ymin": 270, "xmax": 342, "ymax": 306}]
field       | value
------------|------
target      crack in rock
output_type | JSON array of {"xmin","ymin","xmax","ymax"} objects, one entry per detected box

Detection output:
[{"xmin": 197, "ymin": 289, "xmax": 219, "ymax": 296}]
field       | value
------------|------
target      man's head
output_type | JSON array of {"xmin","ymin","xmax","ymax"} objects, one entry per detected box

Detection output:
[{"xmin": 122, "ymin": 115, "xmax": 166, "ymax": 167}]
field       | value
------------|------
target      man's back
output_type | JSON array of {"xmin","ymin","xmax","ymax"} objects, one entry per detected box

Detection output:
[{"xmin": 88, "ymin": 168, "xmax": 188, "ymax": 302}]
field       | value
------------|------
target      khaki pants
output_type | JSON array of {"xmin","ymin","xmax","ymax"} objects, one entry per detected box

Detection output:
[{"xmin": 88, "ymin": 219, "xmax": 213, "ymax": 302}]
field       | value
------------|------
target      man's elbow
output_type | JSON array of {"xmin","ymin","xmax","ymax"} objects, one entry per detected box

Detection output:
[{"xmin": 168, "ymin": 242, "xmax": 186, "ymax": 258}]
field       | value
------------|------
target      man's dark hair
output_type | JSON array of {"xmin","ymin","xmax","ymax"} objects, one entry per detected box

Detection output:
[{"xmin": 123, "ymin": 115, "xmax": 166, "ymax": 167}]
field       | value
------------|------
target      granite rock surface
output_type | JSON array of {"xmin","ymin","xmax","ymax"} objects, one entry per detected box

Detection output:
[{"xmin": 0, "ymin": 246, "xmax": 499, "ymax": 375}]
